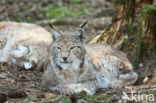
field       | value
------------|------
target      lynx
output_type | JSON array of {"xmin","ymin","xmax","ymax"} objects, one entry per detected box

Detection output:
[
  {"xmin": 0, "ymin": 21, "xmax": 52, "ymax": 70},
  {"xmin": 40, "ymin": 25, "xmax": 138, "ymax": 95}
]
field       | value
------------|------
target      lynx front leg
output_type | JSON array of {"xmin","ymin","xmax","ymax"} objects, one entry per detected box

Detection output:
[
  {"xmin": 116, "ymin": 71, "xmax": 138, "ymax": 87},
  {"xmin": 50, "ymin": 81, "xmax": 98, "ymax": 95},
  {"xmin": 9, "ymin": 59, "xmax": 36, "ymax": 70},
  {"xmin": 108, "ymin": 71, "xmax": 138, "ymax": 88},
  {"xmin": 39, "ymin": 66, "xmax": 57, "ymax": 91}
]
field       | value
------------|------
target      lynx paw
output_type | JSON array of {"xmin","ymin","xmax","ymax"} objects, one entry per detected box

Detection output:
[
  {"xmin": 50, "ymin": 85, "xmax": 74, "ymax": 94},
  {"xmin": 74, "ymin": 88, "xmax": 95, "ymax": 95},
  {"xmin": 49, "ymin": 84, "xmax": 96, "ymax": 95},
  {"xmin": 24, "ymin": 62, "xmax": 32, "ymax": 69}
]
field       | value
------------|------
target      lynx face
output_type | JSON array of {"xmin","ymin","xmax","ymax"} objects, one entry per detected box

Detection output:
[{"xmin": 50, "ymin": 29, "xmax": 86, "ymax": 70}]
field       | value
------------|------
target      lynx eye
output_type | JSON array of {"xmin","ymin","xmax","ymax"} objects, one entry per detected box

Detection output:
[
  {"xmin": 69, "ymin": 46, "xmax": 77, "ymax": 51},
  {"xmin": 56, "ymin": 46, "xmax": 62, "ymax": 51}
]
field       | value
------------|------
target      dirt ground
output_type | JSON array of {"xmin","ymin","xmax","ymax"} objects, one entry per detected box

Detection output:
[
  {"xmin": 0, "ymin": 0, "xmax": 156, "ymax": 103},
  {"xmin": 0, "ymin": 64, "xmax": 156, "ymax": 103}
]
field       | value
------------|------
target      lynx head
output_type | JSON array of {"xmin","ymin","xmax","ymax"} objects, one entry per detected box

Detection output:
[{"xmin": 50, "ymin": 26, "xmax": 86, "ymax": 71}]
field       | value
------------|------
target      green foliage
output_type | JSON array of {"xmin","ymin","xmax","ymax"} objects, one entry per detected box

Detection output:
[
  {"xmin": 4, "ymin": 0, "xmax": 90, "ymax": 22},
  {"xmin": 144, "ymin": 91, "xmax": 156, "ymax": 95},
  {"xmin": 45, "ymin": 4, "xmax": 90, "ymax": 19},
  {"xmin": 62, "ymin": 97, "xmax": 72, "ymax": 103},
  {"xmin": 12, "ymin": 13, "xmax": 34, "ymax": 23},
  {"xmin": 59, "ymin": 93, "xmax": 112, "ymax": 103},
  {"xmin": 71, "ymin": 0, "xmax": 83, "ymax": 3},
  {"xmin": 141, "ymin": 4, "xmax": 156, "ymax": 15},
  {"xmin": 8, "ymin": 88, "xmax": 16, "ymax": 93},
  {"xmin": 75, "ymin": 93, "xmax": 111, "ymax": 102}
]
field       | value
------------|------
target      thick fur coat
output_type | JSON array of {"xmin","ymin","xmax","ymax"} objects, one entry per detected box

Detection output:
[
  {"xmin": 0, "ymin": 21, "xmax": 52, "ymax": 70},
  {"xmin": 40, "ymin": 27, "xmax": 138, "ymax": 95}
]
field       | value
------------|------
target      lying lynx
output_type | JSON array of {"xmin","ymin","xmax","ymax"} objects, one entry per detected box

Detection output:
[
  {"xmin": 0, "ymin": 21, "xmax": 52, "ymax": 70},
  {"xmin": 40, "ymin": 25, "xmax": 138, "ymax": 95}
]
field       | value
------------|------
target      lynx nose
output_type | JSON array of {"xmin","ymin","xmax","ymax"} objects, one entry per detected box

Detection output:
[{"xmin": 62, "ymin": 57, "xmax": 67, "ymax": 61}]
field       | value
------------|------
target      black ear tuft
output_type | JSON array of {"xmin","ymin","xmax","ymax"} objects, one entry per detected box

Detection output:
[
  {"xmin": 49, "ymin": 24, "xmax": 61, "ymax": 41},
  {"xmin": 81, "ymin": 21, "xmax": 88, "ymax": 28},
  {"xmin": 49, "ymin": 24, "xmax": 53, "ymax": 29},
  {"xmin": 74, "ymin": 21, "xmax": 88, "ymax": 42},
  {"xmin": 74, "ymin": 29, "xmax": 83, "ymax": 41}
]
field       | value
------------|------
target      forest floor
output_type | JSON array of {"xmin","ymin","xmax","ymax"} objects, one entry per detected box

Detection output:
[
  {"xmin": 0, "ymin": 64, "xmax": 156, "ymax": 103},
  {"xmin": 0, "ymin": 0, "xmax": 156, "ymax": 103}
]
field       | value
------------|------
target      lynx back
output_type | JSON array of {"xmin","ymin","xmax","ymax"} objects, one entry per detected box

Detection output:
[{"xmin": 0, "ymin": 21, "xmax": 52, "ymax": 70}]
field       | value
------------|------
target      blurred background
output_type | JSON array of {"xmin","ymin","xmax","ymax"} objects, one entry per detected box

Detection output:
[
  {"xmin": 0, "ymin": 0, "xmax": 155, "ymax": 73},
  {"xmin": 0, "ymin": 0, "xmax": 114, "ymax": 42},
  {"xmin": 0, "ymin": 0, "xmax": 155, "ymax": 72},
  {"xmin": 0, "ymin": 0, "xmax": 113, "ymax": 22}
]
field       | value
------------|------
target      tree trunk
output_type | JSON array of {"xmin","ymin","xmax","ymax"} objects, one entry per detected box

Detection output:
[{"xmin": 90, "ymin": 0, "xmax": 156, "ymax": 70}]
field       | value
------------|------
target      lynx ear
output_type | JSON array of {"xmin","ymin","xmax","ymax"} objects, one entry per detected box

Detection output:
[
  {"xmin": 49, "ymin": 24, "xmax": 61, "ymax": 41},
  {"xmin": 74, "ymin": 21, "xmax": 88, "ymax": 41},
  {"xmin": 81, "ymin": 21, "xmax": 88, "ymax": 29},
  {"xmin": 74, "ymin": 29, "xmax": 83, "ymax": 41}
]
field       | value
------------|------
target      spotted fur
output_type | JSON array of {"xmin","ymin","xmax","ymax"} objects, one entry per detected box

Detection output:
[
  {"xmin": 40, "ymin": 27, "xmax": 138, "ymax": 95},
  {"xmin": 0, "ymin": 21, "xmax": 52, "ymax": 70}
]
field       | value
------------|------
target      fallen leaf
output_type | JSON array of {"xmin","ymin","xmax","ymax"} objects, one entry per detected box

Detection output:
[
  {"xmin": 143, "ymin": 76, "xmax": 148, "ymax": 84},
  {"xmin": 45, "ymin": 93, "xmax": 57, "ymax": 99}
]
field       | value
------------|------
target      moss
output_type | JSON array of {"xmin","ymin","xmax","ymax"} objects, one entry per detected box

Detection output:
[
  {"xmin": 115, "ymin": 0, "xmax": 126, "ymax": 5},
  {"xmin": 143, "ymin": 91, "xmax": 156, "ymax": 95},
  {"xmin": 141, "ymin": 4, "xmax": 156, "ymax": 17},
  {"xmin": 124, "ymin": 23, "xmax": 138, "ymax": 36},
  {"xmin": 142, "ymin": 4, "xmax": 156, "ymax": 14},
  {"xmin": 62, "ymin": 97, "xmax": 72, "ymax": 103},
  {"xmin": 132, "ymin": 4, "xmax": 156, "ymax": 70},
  {"xmin": 75, "ymin": 93, "xmax": 111, "ymax": 102},
  {"xmin": 133, "ymin": 17, "xmax": 144, "ymax": 70}
]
